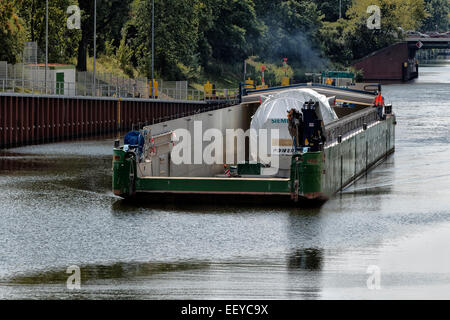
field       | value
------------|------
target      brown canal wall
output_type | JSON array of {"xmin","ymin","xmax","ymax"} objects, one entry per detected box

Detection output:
[
  {"xmin": 0, "ymin": 94, "xmax": 227, "ymax": 149},
  {"xmin": 352, "ymin": 42, "xmax": 418, "ymax": 82}
]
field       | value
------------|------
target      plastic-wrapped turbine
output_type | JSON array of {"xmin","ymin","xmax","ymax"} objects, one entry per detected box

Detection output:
[{"xmin": 249, "ymin": 88, "xmax": 338, "ymax": 177}]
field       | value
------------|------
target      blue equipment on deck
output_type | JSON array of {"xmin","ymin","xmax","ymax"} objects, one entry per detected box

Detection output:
[{"xmin": 124, "ymin": 131, "xmax": 145, "ymax": 157}]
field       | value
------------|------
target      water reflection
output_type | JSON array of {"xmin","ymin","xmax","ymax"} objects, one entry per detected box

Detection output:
[
  {"xmin": 287, "ymin": 249, "xmax": 323, "ymax": 271},
  {"xmin": 111, "ymin": 198, "xmax": 324, "ymax": 215},
  {"xmin": 0, "ymin": 154, "xmax": 54, "ymax": 172},
  {"xmin": 6, "ymin": 261, "xmax": 210, "ymax": 285},
  {"xmin": 1, "ymin": 61, "xmax": 450, "ymax": 299}
]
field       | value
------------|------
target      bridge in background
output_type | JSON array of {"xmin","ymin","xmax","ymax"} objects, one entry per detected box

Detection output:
[
  {"xmin": 406, "ymin": 37, "xmax": 450, "ymax": 49},
  {"xmin": 353, "ymin": 36, "xmax": 450, "ymax": 82}
]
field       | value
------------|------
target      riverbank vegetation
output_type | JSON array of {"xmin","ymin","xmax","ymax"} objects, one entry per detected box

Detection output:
[{"xmin": 1, "ymin": 0, "xmax": 448, "ymax": 86}]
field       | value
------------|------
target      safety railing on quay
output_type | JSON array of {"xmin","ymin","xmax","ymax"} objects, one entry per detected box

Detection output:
[
  {"xmin": 158, "ymin": 88, "xmax": 205, "ymax": 101},
  {"xmin": 0, "ymin": 78, "xmax": 240, "ymax": 104}
]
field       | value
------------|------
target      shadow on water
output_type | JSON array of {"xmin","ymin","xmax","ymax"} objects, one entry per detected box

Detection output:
[
  {"xmin": 0, "ymin": 150, "xmax": 113, "ymax": 196},
  {"xmin": 287, "ymin": 249, "xmax": 323, "ymax": 271},
  {"xmin": 0, "ymin": 155, "xmax": 57, "ymax": 172},
  {"xmin": 4, "ymin": 261, "xmax": 210, "ymax": 285},
  {"xmin": 111, "ymin": 196, "xmax": 326, "ymax": 216}
]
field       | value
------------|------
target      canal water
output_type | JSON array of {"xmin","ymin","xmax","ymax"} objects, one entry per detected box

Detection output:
[{"xmin": 1, "ymin": 60, "xmax": 449, "ymax": 300}]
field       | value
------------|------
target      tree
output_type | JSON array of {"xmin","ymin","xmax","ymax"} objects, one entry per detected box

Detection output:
[
  {"xmin": 18, "ymin": 0, "xmax": 80, "ymax": 64},
  {"xmin": 313, "ymin": 0, "xmax": 352, "ymax": 21},
  {"xmin": 77, "ymin": 0, "xmax": 132, "ymax": 71},
  {"xmin": 318, "ymin": 19, "xmax": 353, "ymax": 66},
  {"xmin": 346, "ymin": 0, "xmax": 427, "ymax": 33},
  {"xmin": 127, "ymin": 0, "xmax": 202, "ymax": 79},
  {"xmin": 204, "ymin": 0, "xmax": 262, "ymax": 64},
  {"xmin": 0, "ymin": 0, "xmax": 25, "ymax": 63},
  {"xmin": 319, "ymin": 0, "xmax": 428, "ymax": 66},
  {"xmin": 254, "ymin": 0, "xmax": 325, "ymax": 69},
  {"xmin": 421, "ymin": 0, "xmax": 450, "ymax": 32}
]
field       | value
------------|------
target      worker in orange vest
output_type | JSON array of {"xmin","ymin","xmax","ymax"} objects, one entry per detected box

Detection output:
[{"xmin": 373, "ymin": 91, "xmax": 385, "ymax": 120}]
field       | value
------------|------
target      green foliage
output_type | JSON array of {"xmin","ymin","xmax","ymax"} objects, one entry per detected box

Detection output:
[
  {"xmin": 95, "ymin": 0, "xmax": 133, "ymax": 52},
  {"xmin": 18, "ymin": 0, "xmax": 80, "ymax": 63},
  {"xmin": 104, "ymin": 39, "xmax": 116, "ymax": 57},
  {"xmin": 76, "ymin": 0, "xmax": 132, "ymax": 71},
  {"xmin": 253, "ymin": 0, "xmax": 325, "ymax": 70},
  {"xmin": 313, "ymin": 0, "xmax": 353, "ymax": 21},
  {"xmin": 86, "ymin": 54, "xmax": 137, "ymax": 79},
  {"xmin": 131, "ymin": 0, "xmax": 201, "ymax": 79},
  {"xmin": 203, "ymin": 0, "xmax": 262, "ymax": 64},
  {"xmin": 347, "ymin": 0, "xmax": 427, "ymax": 32},
  {"xmin": 5, "ymin": 0, "xmax": 432, "ymax": 84},
  {"xmin": 421, "ymin": 0, "xmax": 450, "ymax": 32},
  {"xmin": 318, "ymin": 20, "xmax": 354, "ymax": 66},
  {"xmin": 116, "ymin": 38, "xmax": 134, "ymax": 78},
  {"xmin": 245, "ymin": 57, "xmax": 294, "ymax": 86},
  {"xmin": 0, "ymin": 0, "xmax": 25, "ymax": 63},
  {"xmin": 319, "ymin": 0, "xmax": 428, "ymax": 65}
]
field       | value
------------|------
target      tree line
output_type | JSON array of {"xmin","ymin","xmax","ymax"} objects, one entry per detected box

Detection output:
[{"xmin": 1, "ymin": 0, "xmax": 448, "ymax": 82}]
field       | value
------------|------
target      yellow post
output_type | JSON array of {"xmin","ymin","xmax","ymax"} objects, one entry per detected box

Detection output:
[
  {"xmin": 204, "ymin": 81, "xmax": 213, "ymax": 99},
  {"xmin": 149, "ymin": 79, "xmax": 158, "ymax": 98},
  {"xmin": 245, "ymin": 78, "xmax": 254, "ymax": 89},
  {"xmin": 118, "ymin": 97, "xmax": 122, "ymax": 134},
  {"xmin": 153, "ymin": 79, "xmax": 158, "ymax": 98},
  {"xmin": 281, "ymin": 77, "xmax": 290, "ymax": 86},
  {"xmin": 256, "ymin": 83, "xmax": 269, "ymax": 90}
]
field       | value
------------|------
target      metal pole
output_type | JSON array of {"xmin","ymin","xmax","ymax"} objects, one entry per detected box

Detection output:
[
  {"xmin": 151, "ymin": 0, "xmax": 155, "ymax": 98},
  {"xmin": 93, "ymin": 0, "xmax": 97, "ymax": 96},
  {"xmin": 339, "ymin": 0, "xmax": 342, "ymax": 19},
  {"xmin": 45, "ymin": 0, "xmax": 48, "ymax": 94}
]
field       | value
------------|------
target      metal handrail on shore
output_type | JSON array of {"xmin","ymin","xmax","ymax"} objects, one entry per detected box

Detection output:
[{"xmin": 0, "ymin": 78, "xmax": 239, "ymax": 104}]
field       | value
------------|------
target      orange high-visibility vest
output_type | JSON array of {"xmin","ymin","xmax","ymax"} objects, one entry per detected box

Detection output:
[{"xmin": 375, "ymin": 95, "xmax": 384, "ymax": 106}]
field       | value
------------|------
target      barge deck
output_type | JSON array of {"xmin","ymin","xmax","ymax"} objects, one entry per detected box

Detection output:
[{"xmin": 112, "ymin": 84, "xmax": 396, "ymax": 205}]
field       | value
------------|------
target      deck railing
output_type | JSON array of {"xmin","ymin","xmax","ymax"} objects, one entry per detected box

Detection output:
[{"xmin": 325, "ymin": 107, "xmax": 379, "ymax": 144}]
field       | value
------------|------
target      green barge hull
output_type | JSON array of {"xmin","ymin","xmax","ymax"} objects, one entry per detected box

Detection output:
[{"xmin": 113, "ymin": 113, "xmax": 395, "ymax": 204}]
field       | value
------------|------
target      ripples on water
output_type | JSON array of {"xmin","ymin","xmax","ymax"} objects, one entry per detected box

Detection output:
[{"xmin": 1, "ymin": 60, "xmax": 450, "ymax": 299}]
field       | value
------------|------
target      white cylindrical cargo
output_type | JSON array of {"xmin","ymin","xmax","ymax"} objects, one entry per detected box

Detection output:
[{"xmin": 249, "ymin": 88, "xmax": 338, "ymax": 177}]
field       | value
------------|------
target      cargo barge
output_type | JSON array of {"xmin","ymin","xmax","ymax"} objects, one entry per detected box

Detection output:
[{"xmin": 112, "ymin": 84, "xmax": 396, "ymax": 205}]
